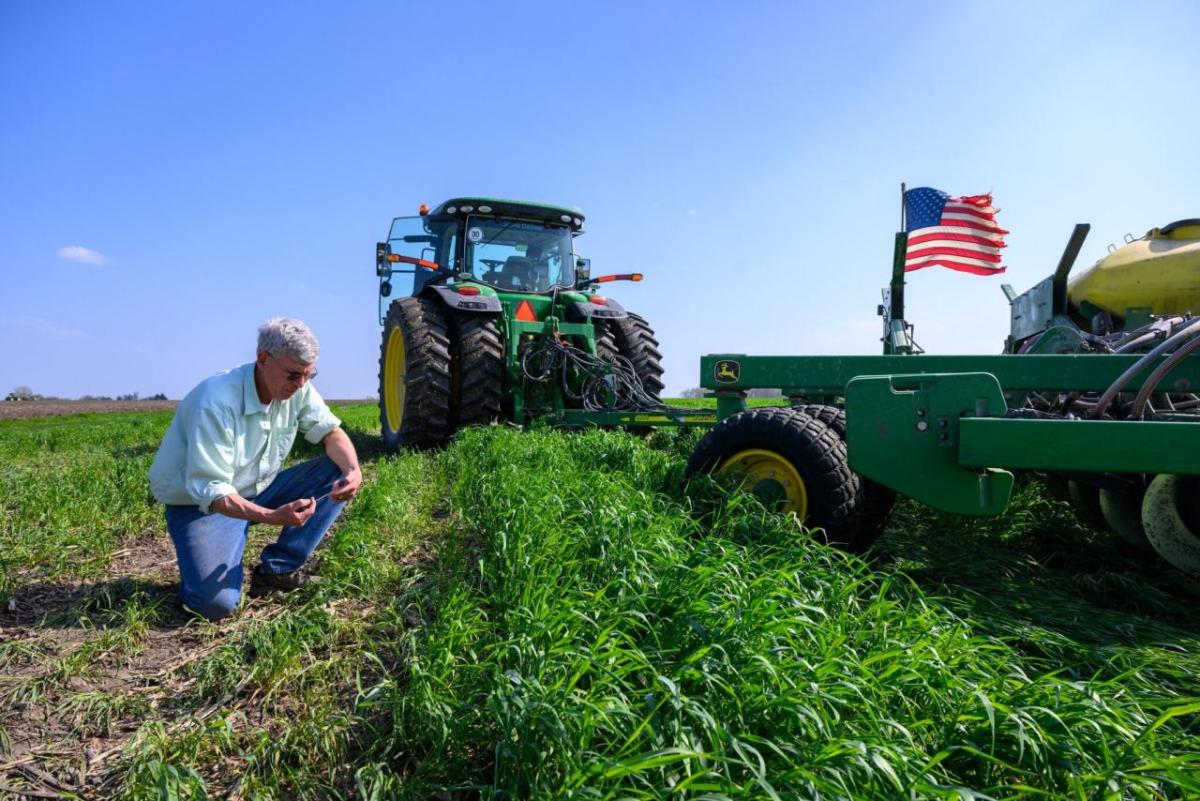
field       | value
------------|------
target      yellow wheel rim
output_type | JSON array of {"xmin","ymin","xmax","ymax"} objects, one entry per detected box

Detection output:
[
  {"xmin": 718, "ymin": 448, "xmax": 808, "ymax": 517},
  {"xmin": 383, "ymin": 326, "xmax": 407, "ymax": 432}
]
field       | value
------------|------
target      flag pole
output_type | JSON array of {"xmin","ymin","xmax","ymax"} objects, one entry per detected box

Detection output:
[{"xmin": 887, "ymin": 183, "xmax": 908, "ymax": 355}]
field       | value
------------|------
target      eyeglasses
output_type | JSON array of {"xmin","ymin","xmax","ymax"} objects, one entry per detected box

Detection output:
[{"xmin": 267, "ymin": 353, "xmax": 317, "ymax": 383}]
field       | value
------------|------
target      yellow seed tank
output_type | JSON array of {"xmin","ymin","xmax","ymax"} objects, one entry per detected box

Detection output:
[{"xmin": 1067, "ymin": 219, "xmax": 1200, "ymax": 321}]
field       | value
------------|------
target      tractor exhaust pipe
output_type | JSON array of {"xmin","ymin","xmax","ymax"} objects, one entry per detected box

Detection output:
[{"xmin": 1051, "ymin": 223, "xmax": 1090, "ymax": 316}]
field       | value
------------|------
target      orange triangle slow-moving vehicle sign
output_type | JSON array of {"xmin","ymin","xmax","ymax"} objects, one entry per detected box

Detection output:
[{"xmin": 515, "ymin": 300, "xmax": 537, "ymax": 322}]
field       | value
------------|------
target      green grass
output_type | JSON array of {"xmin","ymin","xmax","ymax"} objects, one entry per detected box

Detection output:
[{"xmin": 1, "ymin": 404, "xmax": 1198, "ymax": 798}]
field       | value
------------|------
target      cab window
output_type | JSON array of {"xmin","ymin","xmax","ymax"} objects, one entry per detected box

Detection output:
[{"xmin": 463, "ymin": 218, "xmax": 573, "ymax": 292}]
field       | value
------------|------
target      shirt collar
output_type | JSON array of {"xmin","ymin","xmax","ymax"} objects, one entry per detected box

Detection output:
[{"xmin": 242, "ymin": 362, "xmax": 268, "ymax": 416}]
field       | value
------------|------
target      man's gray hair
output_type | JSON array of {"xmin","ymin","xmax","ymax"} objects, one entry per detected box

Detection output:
[{"xmin": 257, "ymin": 317, "xmax": 319, "ymax": 364}]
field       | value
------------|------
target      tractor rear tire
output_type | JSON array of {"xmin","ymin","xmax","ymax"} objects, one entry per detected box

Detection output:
[
  {"xmin": 794, "ymin": 404, "xmax": 897, "ymax": 550},
  {"xmin": 452, "ymin": 314, "xmax": 505, "ymax": 430},
  {"xmin": 378, "ymin": 297, "xmax": 453, "ymax": 450},
  {"xmin": 686, "ymin": 407, "xmax": 864, "ymax": 549},
  {"xmin": 595, "ymin": 327, "xmax": 618, "ymax": 361},
  {"xmin": 600, "ymin": 313, "xmax": 665, "ymax": 400}
]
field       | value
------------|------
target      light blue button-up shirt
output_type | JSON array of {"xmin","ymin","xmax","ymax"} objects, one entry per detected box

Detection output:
[{"xmin": 149, "ymin": 362, "xmax": 342, "ymax": 513}]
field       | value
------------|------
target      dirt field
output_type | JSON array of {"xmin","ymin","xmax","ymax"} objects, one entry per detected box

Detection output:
[
  {"xmin": 0, "ymin": 400, "xmax": 178, "ymax": 420},
  {"xmin": 0, "ymin": 400, "xmax": 371, "ymax": 420}
]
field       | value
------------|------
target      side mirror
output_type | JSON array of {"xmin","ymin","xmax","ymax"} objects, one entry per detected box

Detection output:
[
  {"xmin": 376, "ymin": 242, "xmax": 391, "ymax": 276},
  {"xmin": 575, "ymin": 257, "xmax": 591, "ymax": 284}
]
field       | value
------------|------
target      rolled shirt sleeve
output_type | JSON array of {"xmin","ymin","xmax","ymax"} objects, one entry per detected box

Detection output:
[
  {"xmin": 184, "ymin": 405, "xmax": 239, "ymax": 513},
  {"xmin": 298, "ymin": 384, "xmax": 342, "ymax": 444}
]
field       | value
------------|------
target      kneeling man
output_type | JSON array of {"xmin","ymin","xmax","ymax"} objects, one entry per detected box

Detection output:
[{"xmin": 149, "ymin": 317, "xmax": 362, "ymax": 620}]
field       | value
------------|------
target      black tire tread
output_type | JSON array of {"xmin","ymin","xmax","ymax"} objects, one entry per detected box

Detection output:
[
  {"xmin": 795, "ymin": 404, "xmax": 897, "ymax": 549},
  {"xmin": 595, "ymin": 327, "xmax": 619, "ymax": 362},
  {"xmin": 794, "ymin": 404, "xmax": 846, "ymax": 437},
  {"xmin": 686, "ymin": 407, "xmax": 864, "ymax": 547},
  {"xmin": 452, "ymin": 314, "xmax": 505, "ymax": 429},
  {"xmin": 606, "ymin": 312, "xmax": 665, "ymax": 399},
  {"xmin": 377, "ymin": 296, "xmax": 452, "ymax": 450}
]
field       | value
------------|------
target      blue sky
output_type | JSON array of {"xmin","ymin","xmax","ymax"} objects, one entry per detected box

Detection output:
[{"xmin": 2, "ymin": 1, "xmax": 1198, "ymax": 399}]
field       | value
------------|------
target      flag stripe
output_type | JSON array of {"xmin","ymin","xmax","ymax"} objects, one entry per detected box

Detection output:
[
  {"xmin": 907, "ymin": 245, "xmax": 1002, "ymax": 263},
  {"xmin": 943, "ymin": 202, "xmax": 997, "ymax": 221},
  {"xmin": 908, "ymin": 225, "xmax": 1005, "ymax": 242},
  {"xmin": 941, "ymin": 216, "xmax": 1009, "ymax": 234},
  {"xmin": 955, "ymin": 194, "xmax": 993, "ymax": 207},
  {"xmin": 906, "ymin": 251, "xmax": 1002, "ymax": 268},
  {"xmin": 907, "ymin": 242, "xmax": 1003, "ymax": 257},
  {"xmin": 906, "ymin": 230, "xmax": 1007, "ymax": 248},
  {"xmin": 906, "ymin": 258, "xmax": 1006, "ymax": 276},
  {"xmin": 902, "ymin": 232, "xmax": 1008, "ymax": 248}
]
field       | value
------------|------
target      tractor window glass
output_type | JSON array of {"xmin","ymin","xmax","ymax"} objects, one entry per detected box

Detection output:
[
  {"xmin": 387, "ymin": 216, "xmax": 456, "ymax": 270},
  {"xmin": 464, "ymin": 218, "xmax": 573, "ymax": 293}
]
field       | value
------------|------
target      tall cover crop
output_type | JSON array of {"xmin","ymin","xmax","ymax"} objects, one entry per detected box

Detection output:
[{"xmin": 363, "ymin": 428, "xmax": 1200, "ymax": 799}]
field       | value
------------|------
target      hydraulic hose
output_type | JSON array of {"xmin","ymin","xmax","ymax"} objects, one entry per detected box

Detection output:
[
  {"xmin": 520, "ymin": 336, "xmax": 665, "ymax": 412},
  {"xmin": 1091, "ymin": 317, "xmax": 1200, "ymax": 418},
  {"xmin": 1129, "ymin": 333, "xmax": 1200, "ymax": 418},
  {"xmin": 1114, "ymin": 316, "xmax": 1183, "ymax": 353},
  {"xmin": 1114, "ymin": 332, "xmax": 1160, "ymax": 353}
]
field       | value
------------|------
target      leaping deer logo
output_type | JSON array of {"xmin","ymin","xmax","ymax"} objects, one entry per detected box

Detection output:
[{"xmin": 715, "ymin": 360, "xmax": 740, "ymax": 383}]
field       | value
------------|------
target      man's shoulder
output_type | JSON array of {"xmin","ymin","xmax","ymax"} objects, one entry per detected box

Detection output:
[{"xmin": 183, "ymin": 364, "xmax": 254, "ymax": 415}]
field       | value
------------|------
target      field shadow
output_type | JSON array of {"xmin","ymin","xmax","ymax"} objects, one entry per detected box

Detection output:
[
  {"xmin": 2, "ymin": 576, "xmax": 192, "ymax": 631},
  {"xmin": 346, "ymin": 428, "xmax": 391, "ymax": 463},
  {"xmin": 870, "ymin": 498, "xmax": 1200, "ymax": 662},
  {"xmin": 288, "ymin": 427, "xmax": 391, "ymax": 465},
  {"xmin": 112, "ymin": 443, "xmax": 158, "ymax": 459}
]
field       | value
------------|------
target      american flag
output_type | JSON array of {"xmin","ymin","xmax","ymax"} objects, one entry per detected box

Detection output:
[{"xmin": 904, "ymin": 187, "xmax": 1007, "ymax": 275}]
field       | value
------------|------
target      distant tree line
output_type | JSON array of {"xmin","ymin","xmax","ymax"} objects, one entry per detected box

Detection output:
[
  {"xmin": 5, "ymin": 386, "xmax": 168, "ymax": 402},
  {"xmin": 677, "ymin": 387, "xmax": 783, "ymax": 399},
  {"xmin": 5, "ymin": 385, "xmax": 42, "ymax": 401}
]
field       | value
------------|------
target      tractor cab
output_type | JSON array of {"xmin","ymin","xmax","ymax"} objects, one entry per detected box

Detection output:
[{"xmin": 377, "ymin": 198, "xmax": 588, "ymax": 322}]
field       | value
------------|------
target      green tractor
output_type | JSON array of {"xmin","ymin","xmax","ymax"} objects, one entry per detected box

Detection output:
[{"xmin": 376, "ymin": 198, "xmax": 665, "ymax": 449}]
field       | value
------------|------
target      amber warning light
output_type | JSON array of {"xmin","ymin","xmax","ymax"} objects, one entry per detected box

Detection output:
[
  {"xmin": 594, "ymin": 273, "xmax": 644, "ymax": 283},
  {"xmin": 387, "ymin": 254, "xmax": 440, "ymax": 270}
]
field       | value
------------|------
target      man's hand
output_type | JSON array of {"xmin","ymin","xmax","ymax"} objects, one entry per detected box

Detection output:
[
  {"xmin": 332, "ymin": 466, "xmax": 362, "ymax": 502},
  {"xmin": 271, "ymin": 497, "xmax": 318, "ymax": 528}
]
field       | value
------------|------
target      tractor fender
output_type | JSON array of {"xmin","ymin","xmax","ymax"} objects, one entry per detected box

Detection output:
[
  {"xmin": 565, "ymin": 297, "xmax": 628, "ymax": 322},
  {"xmin": 424, "ymin": 285, "xmax": 502, "ymax": 314}
]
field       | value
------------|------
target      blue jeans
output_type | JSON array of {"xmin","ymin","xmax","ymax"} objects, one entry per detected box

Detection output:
[{"xmin": 165, "ymin": 456, "xmax": 346, "ymax": 620}]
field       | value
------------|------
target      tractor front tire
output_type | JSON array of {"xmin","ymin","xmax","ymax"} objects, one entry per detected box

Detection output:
[
  {"xmin": 686, "ymin": 407, "xmax": 864, "ymax": 548},
  {"xmin": 452, "ymin": 314, "xmax": 505, "ymax": 430},
  {"xmin": 378, "ymin": 297, "xmax": 452, "ymax": 450},
  {"xmin": 600, "ymin": 313, "xmax": 665, "ymax": 400}
]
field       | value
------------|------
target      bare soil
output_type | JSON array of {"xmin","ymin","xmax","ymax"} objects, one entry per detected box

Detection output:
[
  {"xmin": 0, "ymin": 400, "xmax": 178, "ymax": 420},
  {"xmin": 0, "ymin": 399, "xmax": 370, "ymax": 420},
  {"xmin": 0, "ymin": 528, "xmax": 291, "ymax": 796}
]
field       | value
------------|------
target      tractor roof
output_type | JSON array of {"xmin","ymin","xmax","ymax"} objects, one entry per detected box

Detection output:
[{"xmin": 427, "ymin": 197, "xmax": 585, "ymax": 231}]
